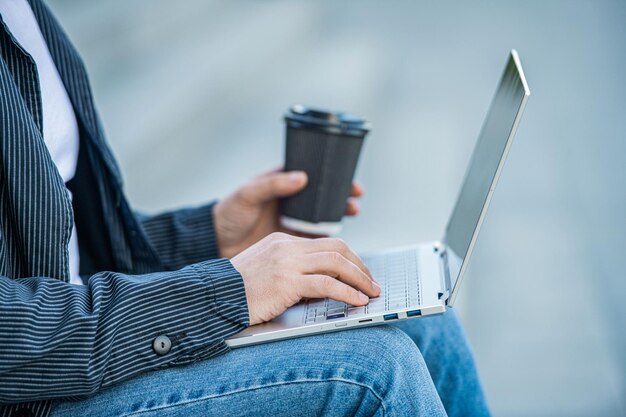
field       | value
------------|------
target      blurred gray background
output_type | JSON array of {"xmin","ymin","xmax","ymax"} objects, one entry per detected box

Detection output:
[{"xmin": 47, "ymin": 1, "xmax": 625, "ymax": 416}]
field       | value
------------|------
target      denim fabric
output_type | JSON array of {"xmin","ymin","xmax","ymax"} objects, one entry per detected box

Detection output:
[
  {"xmin": 392, "ymin": 309, "xmax": 491, "ymax": 416},
  {"xmin": 51, "ymin": 310, "xmax": 489, "ymax": 417}
]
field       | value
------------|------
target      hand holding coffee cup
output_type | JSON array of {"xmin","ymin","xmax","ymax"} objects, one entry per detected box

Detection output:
[{"xmin": 280, "ymin": 105, "xmax": 371, "ymax": 235}]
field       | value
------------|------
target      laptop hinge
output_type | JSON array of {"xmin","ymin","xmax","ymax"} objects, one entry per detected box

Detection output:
[{"xmin": 434, "ymin": 243, "xmax": 451, "ymax": 305}]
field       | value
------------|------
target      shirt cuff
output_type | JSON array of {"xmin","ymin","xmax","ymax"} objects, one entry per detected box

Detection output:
[{"xmin": 168, "ymin": 258, "xmax": 250, "ymax": 365}]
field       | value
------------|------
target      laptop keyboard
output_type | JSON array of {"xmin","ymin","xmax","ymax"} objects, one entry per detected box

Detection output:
[{"xmin": 304, "ymin": 248, "xmax": 421, "ymax": 324}]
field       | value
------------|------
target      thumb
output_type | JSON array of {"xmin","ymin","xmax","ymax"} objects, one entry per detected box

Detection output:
[{"xmin": 240, "ymin": 171, "xmax": 308, "ymax": 204}]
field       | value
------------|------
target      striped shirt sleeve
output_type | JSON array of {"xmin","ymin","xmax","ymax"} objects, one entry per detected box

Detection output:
[
  {"xmin": 138, "ymin": 202, "xmax": 221, "ymax": 271},
  {"xmin": 0, "ymin": 258, "xmax": 249, "ymax": 404}
]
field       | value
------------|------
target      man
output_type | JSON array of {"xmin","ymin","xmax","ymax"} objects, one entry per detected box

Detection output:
[{"xmin": 0, "ymin": 0, "xmax": 490, "ymax": 416}]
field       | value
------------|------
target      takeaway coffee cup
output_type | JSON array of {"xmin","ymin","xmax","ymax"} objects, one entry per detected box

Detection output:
[{"xmin": 280, "ymin": 105, "xmax": 371, "ymax": 235}]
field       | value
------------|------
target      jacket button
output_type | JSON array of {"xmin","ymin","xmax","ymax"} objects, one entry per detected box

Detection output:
[{"xmin": 153, "ymin": 335, "xmax": 172, "ymax": 356}]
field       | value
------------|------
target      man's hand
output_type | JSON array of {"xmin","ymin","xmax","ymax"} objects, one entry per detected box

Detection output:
[
  {"xmin": 231, "ymin": 232, "xmax": 380, "ymax": 325},
  {"xmin": 214, "ymin": 169, "xmax": 364, "ymax": 258}
]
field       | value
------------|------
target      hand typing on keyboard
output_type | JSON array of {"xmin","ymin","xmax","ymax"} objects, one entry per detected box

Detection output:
[
  {"xmin": 304, "ymin": 249, "xmax": 421, "ymax": 323},
  {"xmin": 232, "ymin": 232, "xmax": 381, "ymax": 325}
]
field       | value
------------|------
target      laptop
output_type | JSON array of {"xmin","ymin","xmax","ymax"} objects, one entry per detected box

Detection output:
[{"xmin": 226, "ymin": 50, "xmax": 530, "ymax": 348}]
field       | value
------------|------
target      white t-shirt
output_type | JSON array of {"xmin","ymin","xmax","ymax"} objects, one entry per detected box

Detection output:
[{"xmin": 0, "ymin": 0, "xmax": 82, "ymax": 285}]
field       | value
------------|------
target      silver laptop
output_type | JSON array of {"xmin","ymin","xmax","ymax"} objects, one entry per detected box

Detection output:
[{"xmin": 226, "ymin": 50, "xmax": 530, "ymax": 348}]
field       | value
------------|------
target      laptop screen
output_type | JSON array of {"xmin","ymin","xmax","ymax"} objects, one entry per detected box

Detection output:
[{"xmin": 443, "ymin": 50, "xmax": 529, "ymax": 304}]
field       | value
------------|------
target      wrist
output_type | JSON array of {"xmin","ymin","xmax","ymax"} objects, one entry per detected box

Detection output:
[
  {"xmin": 213, "ymin": 200, "xmax": 234, "ymax": 258},
  {"xmin": 230, "ymin": 255, "xmax": 260, "ymax": 326}
]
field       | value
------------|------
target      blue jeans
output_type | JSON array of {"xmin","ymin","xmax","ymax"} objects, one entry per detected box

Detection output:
[{"xmin": 51, "ymin": 310, "xmax": 489, "ymax": 416}]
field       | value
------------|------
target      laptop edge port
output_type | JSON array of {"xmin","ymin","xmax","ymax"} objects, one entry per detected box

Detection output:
[
  {"xmin": 406, "ymin": 309, "xmax": 422, "ymax": 317},
  {"xmin": 383, "ymin": 313, "xmax": 399, "ymax": 321}
]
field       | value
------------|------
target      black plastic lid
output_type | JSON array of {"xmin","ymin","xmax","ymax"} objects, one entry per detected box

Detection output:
[{"xmin": 284, "ymin": 105, "xmax": 371, "ymax": 137}]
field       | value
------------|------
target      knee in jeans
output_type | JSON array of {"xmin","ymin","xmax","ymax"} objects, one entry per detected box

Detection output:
[{"xmin": 341, "ymin": 326, "xmax": 430, "ymax": 389}]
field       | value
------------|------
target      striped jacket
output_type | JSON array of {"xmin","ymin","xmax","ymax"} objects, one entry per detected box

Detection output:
[{"xmin": 0, "ymin": 1, "xmax": 249, "ymax": 416}]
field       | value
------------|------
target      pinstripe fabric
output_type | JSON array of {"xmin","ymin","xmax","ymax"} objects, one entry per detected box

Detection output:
[
  {"xmin": 0, "ymin": 2, "xmax": 249, "ymax": 416},
  {"xmin": 138, "ymin": 205, "xmax": 220, "ymax": 271}
]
